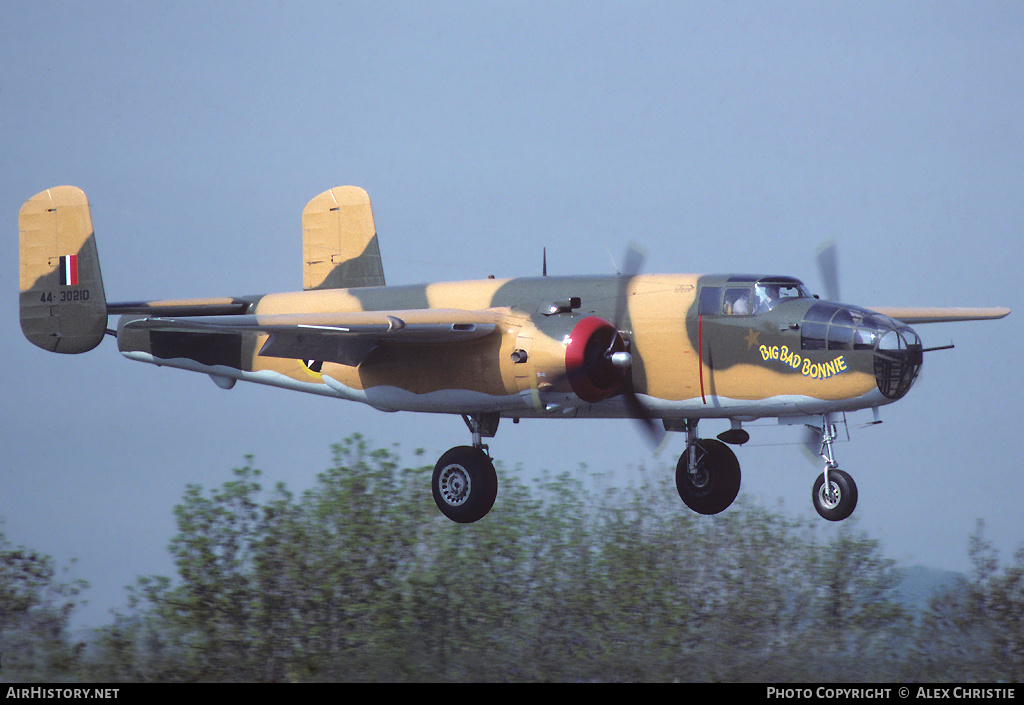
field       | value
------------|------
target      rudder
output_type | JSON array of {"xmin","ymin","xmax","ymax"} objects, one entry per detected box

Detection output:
[{"xmin": 19, "ymin": 186, "xmax": 107, "ymax": 353}]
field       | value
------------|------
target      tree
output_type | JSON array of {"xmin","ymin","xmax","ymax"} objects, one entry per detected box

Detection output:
[
  {"xmin": 912, "ymin": 521, "xmax": 1024, "ymax": 681},
  {"xmin": 81, "ymin": 437, "xmax": 922, "ymax": 681},
  {"xmin": 0, "ymin": 529, "xmax": 88, "ymax": 680}
]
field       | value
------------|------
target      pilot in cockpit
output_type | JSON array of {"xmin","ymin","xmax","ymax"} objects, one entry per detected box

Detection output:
[
  {"xmin": 730, "ymin": 292, "xmax": 749, "ymax": 315},
  {"xmin": 754, "ymin": 283, "xmax": 780, "ymax": 314}
]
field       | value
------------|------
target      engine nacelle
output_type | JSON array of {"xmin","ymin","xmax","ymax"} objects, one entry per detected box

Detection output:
[{"xmin": 514, "ymin": 314, "xmax": 630, "ymax": 405}]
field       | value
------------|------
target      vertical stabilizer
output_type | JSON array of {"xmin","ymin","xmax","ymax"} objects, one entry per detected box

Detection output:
[
  {"xmin": 302, "ymin": 186, "xmax": 385, "ymax": 290},
  {"xmin": 19, "ymin": 186, "xmax": 107, "ymax": 353}
]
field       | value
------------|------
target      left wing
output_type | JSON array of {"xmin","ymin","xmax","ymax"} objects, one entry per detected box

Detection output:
[
  {"xmin": 122, "ymin": 308, "xmax": 499, "ymax": 366},
  {"xmin": 869, "ymin": 306, "xmax": 1010, "ymax": 324}
]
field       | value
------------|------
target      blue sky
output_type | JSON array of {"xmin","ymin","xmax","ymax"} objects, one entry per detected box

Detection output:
[{"xmin": 3, "ymin": 1, "xmax": 1022, "ymax": 629}]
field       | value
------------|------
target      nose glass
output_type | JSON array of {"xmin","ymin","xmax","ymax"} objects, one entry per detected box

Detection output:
[
  {"xmin": 874, "ymin": 325, "xmax": 922, "ymax": 400},
  {"xmin": 799, "ymin": 302, "xmax": 922, "ymax": 400}
]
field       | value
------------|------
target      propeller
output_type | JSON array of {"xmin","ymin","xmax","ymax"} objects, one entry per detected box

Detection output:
[
  {"xmin": 807, "ymin": 241, "xmax": 839, "ymax": 461},
  {"xmin": 607, "ymin": 242, "xmax": 645, "ymax": 358},
  {"xmin": 610, "ymin": 243, "xmax": 665, "ymax": 447},
  {"xmin": 815, "ymin": 240, "xmax": 840, "ymax": 302},
  {"xmin": 527, "ymin": 243, "xmax": 664, "ymax": 447}
]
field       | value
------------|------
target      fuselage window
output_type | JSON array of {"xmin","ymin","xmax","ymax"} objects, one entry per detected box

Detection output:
[
  {"xmin": 800, "ymin": 302, "xmax": 911, "ymax": 353},
  {"xmin": 827, "ymin": 325, "xmax": 855, "ymax": 350}
]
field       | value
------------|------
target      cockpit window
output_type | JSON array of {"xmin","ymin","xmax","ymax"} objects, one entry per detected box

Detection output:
[
  {"xmin": 753, "ymin": 278, "xmax": 812, "ymax": 314},
  {"xmin": 698, "ymin": 277, "xmax": 810, "ymax": 317},
  {"xmin": 724, "ymin": 288, "xmax": 752, "ymax": 315}
]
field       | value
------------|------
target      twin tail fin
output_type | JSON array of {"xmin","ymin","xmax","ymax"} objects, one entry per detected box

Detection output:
[{"xmin": 19, "ymin": 186, "xmax": 107, "ymax": 353}]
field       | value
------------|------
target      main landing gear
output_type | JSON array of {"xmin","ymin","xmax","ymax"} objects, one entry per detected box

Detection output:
[
  {"xmin": 808, "ymin": 418, "xmax": 858, "ymax": 521},
  {"xmin": 675, "ymin": 420, "xmax": 742, "ymax": 515},
  {"xmin": 431, "ymin": 413, "xmax": 499, "ymax": 523}
]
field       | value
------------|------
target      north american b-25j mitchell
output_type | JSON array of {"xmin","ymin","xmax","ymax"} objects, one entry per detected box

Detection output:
[{"xmin": 19, "ymin": 185, "xmax": 1010, "ymax": 523}]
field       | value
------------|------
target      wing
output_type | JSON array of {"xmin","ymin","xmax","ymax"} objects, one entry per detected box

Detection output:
[
  {"xmin": 868, "ymin": 306, "xmax": 1010, "ymax": 324},
  {"xmin": 121, "ymin": 308, "xmax": 499, "ymax": 366}
]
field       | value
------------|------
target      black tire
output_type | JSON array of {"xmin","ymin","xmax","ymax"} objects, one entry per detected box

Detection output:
[
  {"xmin": 812, "ymin": 468, "xmax": 858, "ymax": 521},
  {"xmin": 675, "ymin": 438, "xmax": 741, "ymax": 515},
  {"xmin": 432, "ymin": 446, "xmax": 498, "ymax": 523}
]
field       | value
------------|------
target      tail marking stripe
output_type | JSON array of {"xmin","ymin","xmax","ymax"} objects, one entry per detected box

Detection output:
[{"xmin": 60, "ymin": 255, "xmax": 79, "ymax": 286}]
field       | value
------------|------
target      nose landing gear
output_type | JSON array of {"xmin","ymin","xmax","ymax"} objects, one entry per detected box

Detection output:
[{"xmin": 808, "ymin": 418, "xmax": 858, "ymax": 521}]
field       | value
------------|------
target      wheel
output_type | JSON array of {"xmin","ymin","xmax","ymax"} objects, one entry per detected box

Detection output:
[
  {"xmin": 432, "ymin": 446, "xmax": 498, "ymax": 523},
  {"xmin": 812, "ymin": 468, "xmax": 858, "ymax": 521},
  {"xmin": 675, "ymin": 438, "xmax": 741, "ymax": 515}
]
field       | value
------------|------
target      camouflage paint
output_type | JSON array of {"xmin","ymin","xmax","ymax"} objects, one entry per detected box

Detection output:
[{"xmin": 20, "ymin": 185, "xmax": 1008, "ymax": 424}]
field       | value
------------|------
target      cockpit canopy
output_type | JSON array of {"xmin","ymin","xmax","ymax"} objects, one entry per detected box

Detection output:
[{"xmin": 699, "ymin": 276, "xmax": 813, "ymax": 317}]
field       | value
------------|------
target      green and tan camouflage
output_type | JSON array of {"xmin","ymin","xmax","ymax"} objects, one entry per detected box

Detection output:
[
  {"xmin": 19, "ymin": 186, "xmax": 107, "ymax": 353},
  {"xmin": 18, "ymin": 185, "xmax": 1010, "ymax": 523}
]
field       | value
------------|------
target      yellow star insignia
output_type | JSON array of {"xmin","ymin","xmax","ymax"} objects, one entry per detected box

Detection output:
[{"xmin": 744, "ymin": 328, "xmax": 760, "ymax": 350}]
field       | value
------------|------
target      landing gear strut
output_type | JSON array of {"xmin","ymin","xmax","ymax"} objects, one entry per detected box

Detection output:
[
  {"xmin": 431, "ymin": 413, "xmax": 499, "ymax": 523},
  {"xmin": 675, "ymin": 419, "xmax": 742, "ymax": 515},
  {"xmin": 808, "ymin": 417, "xmax": 858, "ymax": 521}
]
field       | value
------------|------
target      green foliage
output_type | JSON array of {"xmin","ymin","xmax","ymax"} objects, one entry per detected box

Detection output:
[
  {"xmin": 0, "ymin": 528, "xmax": 88, "ymax": 680},
  {"xmin": 12, "ymin": 435, "xmax": 1024, "ymax": 681},
  {"xmin": 80, "ymin": 437, "xmax": 916, "ymax": 681},
  {"xmin": 910, "ymin": 521, "xmax": 1024, "ymax": 682}
]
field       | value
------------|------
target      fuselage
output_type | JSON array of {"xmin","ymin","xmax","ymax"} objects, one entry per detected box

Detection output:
[{"xmin": 116, "ymin": 273, "xmax": 923, "ymax": 421}]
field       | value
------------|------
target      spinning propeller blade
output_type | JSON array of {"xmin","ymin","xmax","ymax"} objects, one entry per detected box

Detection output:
[
  {"xmin": 816, "ymin": 241, "xmax": 841, "ymax": 302},
  {"xmin": 611, "ymin": 243, "xmax": 665, "ymax": 447},
  {"xmin": 611, "ymin": 243, "xmax": 646, "ymax": 332}
]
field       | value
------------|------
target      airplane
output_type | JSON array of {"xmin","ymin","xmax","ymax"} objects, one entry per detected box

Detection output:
[{"xmin": 19, "ymin": 185, "xmax": 1010, "ymax": 524}]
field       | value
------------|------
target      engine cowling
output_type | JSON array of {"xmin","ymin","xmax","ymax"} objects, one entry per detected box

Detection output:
[
  {"xmin": 513, "ymin": 314, "xmax": 630, "ymax": 405},
  {"xmin": 564, "ymin": 315, "xmax": 629, "ymax": 403}
]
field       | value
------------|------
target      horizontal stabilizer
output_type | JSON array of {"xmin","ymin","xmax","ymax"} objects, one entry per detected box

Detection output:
[
  {"xmin": 108, "ymin": 298, "xmax": 252, "ymax": 317},
  {"xmin": 123, "ymin": 309, "xmax": 499, "ymax": 366},
  {"xmin": 869, "ymin": 306, "xmax": 1010, "ymax": 324}
]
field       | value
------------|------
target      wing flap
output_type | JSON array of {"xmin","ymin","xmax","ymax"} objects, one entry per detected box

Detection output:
[
  {"xmin": 123, "ymin": 309, "xmax": 499, "ymax": 366},
  {"xmin": 869, "ymin": 306, "xmax": 1010, "ymax": 324}
]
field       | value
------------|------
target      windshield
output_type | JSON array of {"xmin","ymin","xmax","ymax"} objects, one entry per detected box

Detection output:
[{"xmin": 753, "ymin": 278, "xmax": 812, "ymax": 314}]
